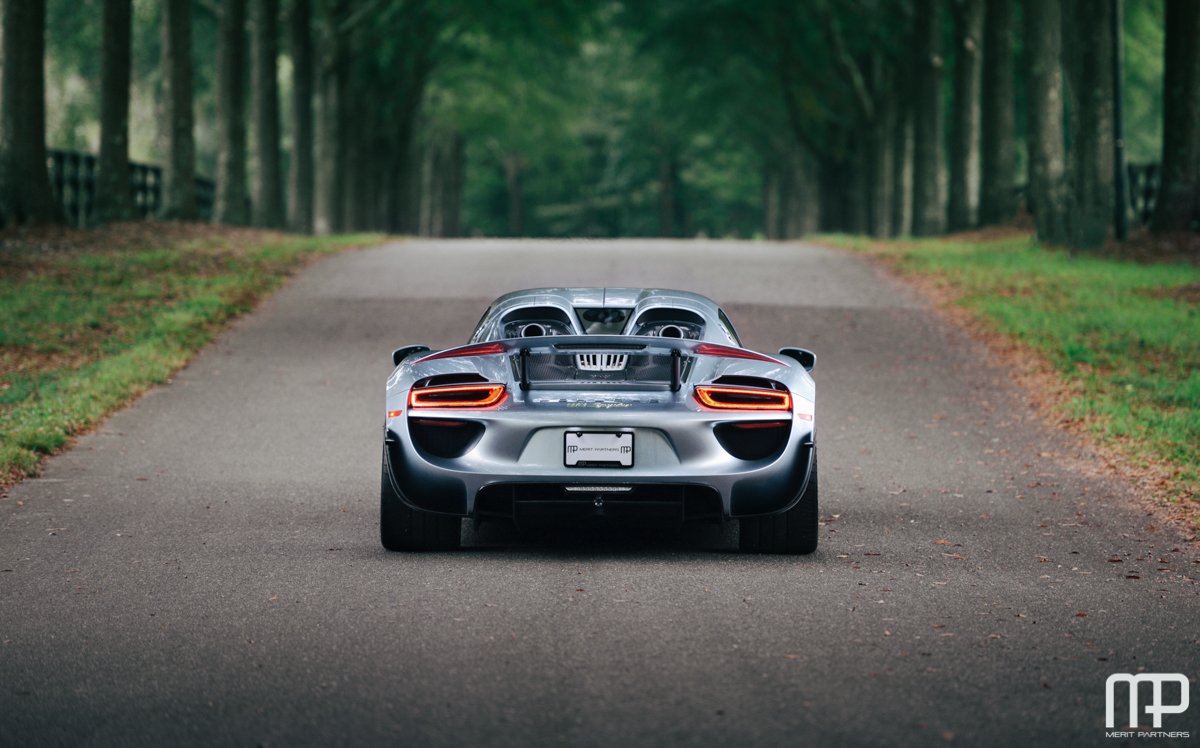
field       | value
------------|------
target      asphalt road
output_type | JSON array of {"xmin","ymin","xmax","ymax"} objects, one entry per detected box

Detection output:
[{"xmin": 2, "ymin": 239, "xmax": 1197, "ymax": 747}]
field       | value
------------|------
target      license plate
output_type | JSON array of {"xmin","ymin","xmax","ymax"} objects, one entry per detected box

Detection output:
[{"xmin": 564, "ymin": 431, "xmax": 634, "ymax": 468}]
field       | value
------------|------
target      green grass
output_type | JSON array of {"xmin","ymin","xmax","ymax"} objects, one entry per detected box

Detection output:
[
  {"xmin": 821, "ymin": 233, "xmax": 1200, "ymax": 509},
  {"xmin": 0, "ymin": 227, "xmax": 380, "ymax": 485}
]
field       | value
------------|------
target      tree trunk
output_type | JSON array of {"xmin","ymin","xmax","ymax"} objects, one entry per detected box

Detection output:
[
  {"xmin": 948, "ymin": 0, "xmax": 983, "ymax": 231},
  {"xmin": 314, "ymin": 61, "xmax": 336, "ymax": 234},
  {"xmin": 1024, "ymin": 0, "xmax": 1069, "ymax": 243},
  {"xmin": 979, "ymin": 0, "xmax": 1017, "ymax": 225},
  {"xmin": 762, "ymin": 160, "xmax": 780, "ymax": 239},
  {"xmin": 505, "ymin": 154, "xmax": 523, "ymax": 236},
  {"xmin": 160, "ymin": 0, "xmax": 196, "ymax": 220},
  {"xmin": 869, "ymin": 62, "xmax": 895, "ymax": 238},
  {"xmin": 892, "ymin": 103, "xmax": 914, "ymax": 235},
  {"xmin": 443, "ymin": 132, "xmax": 464, "ymax": 238},
  {"xmin": 1151, "ymin": 0, "xmax": 1200, "ymax": 233},
  {"xmin": 0, "ymin": 0, "xmax": 62, "ymax": 226},
  {"xmin": 784, "ymin": 148, "xmax": 820, "ymax": 237},
  {"xmin": 215, "ymin": 0, "xmax": 248, "ymax": 225},
  {"xmin": 251, "ymin": 0, "xmax": 283, "ymax": 228},
  {"xmin": 1063, "ymin": 0, "xmax": 1115, "ymax": 249},
  {"xmin": 912, "ymin": 0, "xmax": 945, "ymax": 236},
  {"xmin": 658, "ymin": 148, "xmax": 676, "ymax": 238},
  {"xmin": 94, "ymin": 0, "xmax": 134, "ymax": 223},
  {"xmin": 288, "ymin": 0, "xmax": 314, "ymax": 233}
]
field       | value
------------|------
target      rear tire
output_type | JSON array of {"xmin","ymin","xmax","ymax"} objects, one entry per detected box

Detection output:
[
  {"xmin": 739, "ymin": 453, "xmax": 818, "ymax": 554},
  {"xmin": 380, "ymin": 450, "xmax": 462, "ymax": 551}
]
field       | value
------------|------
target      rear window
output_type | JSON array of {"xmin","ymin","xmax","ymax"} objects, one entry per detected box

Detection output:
[{"xmin": 575, "ymin": 307, "xmax": 632, "ymax": 335}]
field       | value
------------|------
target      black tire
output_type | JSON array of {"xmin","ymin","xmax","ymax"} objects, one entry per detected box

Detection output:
[
  {"xmin": 380, "ymin": 450, "xmax": 461, "ymax": 551},
  {"xmin": 739, "ymin": 453, "xmax": 818, "ymax": 554}
]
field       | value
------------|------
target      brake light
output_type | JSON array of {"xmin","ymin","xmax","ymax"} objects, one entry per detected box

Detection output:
[
  {"xmin": 693, "ymin": 343, "xmax": 787, "ymax": 366},
  {"xmin": 695, "ymin": 385, "xmax": 791, "ymax": 411},
  {"xmin": 417, "ymin": 342, "xmax": 507, "ymax": 363},
  {"xmin": 409, "ymin": 383, "xmax": 507, "ymax": 409}
]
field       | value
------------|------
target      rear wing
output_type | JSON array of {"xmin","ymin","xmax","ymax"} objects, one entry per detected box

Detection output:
[{"xmin": 407, "ymin": 336, "xmax": 788, "ymax": 393}]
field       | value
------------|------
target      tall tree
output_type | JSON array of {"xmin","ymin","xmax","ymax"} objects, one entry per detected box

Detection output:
[
  {"xmin": 911, "ymin": 0, "xmax": 944, "ymax": 236},
  {"xmin": 94, "ymin": 0, "xmax": 134, "ymax": 223},
  {"xmin": 288, "ymin": 0, "xmax": 314, "ymax": 233},
  {"xmin": 161, "ymin": 0, "xmax": 197, "ymax": 220},
  {"xmin": 892, "ymin": 105, "xmax": 914, "ymax": 236},
  {"xmin": 215, "ymin": 0, "xmax": 248, "ymax": 225},
  {"xmin": 251, "ymin": 0, "xmax": 283, "ymax": 227},
  {"xmin": 1063, "ymin": 0, "xmax": 1115, "ymax": 248},
  {"xmin": 0, "ymin": 0, "xmax": 62, "ymax": 226},
  {"xmin": 948, "ymin": 0, "xmax": 983, "ymax": 231},
  {"xmin": 314, "ymin": 0, "xmax": 347, "ymax": 234},
  {"xmin": 1024, "ymin": 0, "xmax": 1068, "ymax": 243},
  {"xmin": 979, "ymin": 0, "xmax": 1017, "ymax": 225},
  {"xmin": 1151, "ymin": 0, "xmax": 1200, "ymax": 233}
]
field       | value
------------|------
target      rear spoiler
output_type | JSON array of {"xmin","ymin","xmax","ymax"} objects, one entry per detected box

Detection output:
[{"xmin": 410, "ymin": 335, "xmax": 788, "ymax": 393}]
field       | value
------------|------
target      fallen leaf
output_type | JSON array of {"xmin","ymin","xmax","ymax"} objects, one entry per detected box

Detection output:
[{"xmin": 1075, "ymin": 612, "xmax": 1088, "ymax": 618}]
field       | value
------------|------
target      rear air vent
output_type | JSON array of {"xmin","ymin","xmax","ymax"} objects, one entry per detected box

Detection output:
[
  {"xmin": 712, "ymin": 375, "xmax": 787, "ymax": 392},
  {"xmin": 413, "ymin": 373, "xmax": 489, "ymax": 390},
  {"xmin": 714, "ymin": 420, "xmax": 791, "ymax": 461},
  {"xmin": 408, "ymin": 418, "xmax": 485, "ymax": 458}
]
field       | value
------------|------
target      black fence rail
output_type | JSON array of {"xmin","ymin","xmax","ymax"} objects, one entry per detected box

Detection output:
[{"xmin": 47, "ymin": 149, "xmax": 215, "ymax": 226}]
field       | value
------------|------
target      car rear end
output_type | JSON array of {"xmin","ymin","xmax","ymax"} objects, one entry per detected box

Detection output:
[{"xmin": 384, "ymin": 336, "xmax": 816, "ymax": 528}]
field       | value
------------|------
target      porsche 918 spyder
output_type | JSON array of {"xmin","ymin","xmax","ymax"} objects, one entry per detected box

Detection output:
[{"xmin": 381, "ymin": 288, "xmax": 818, "ymax": 553}]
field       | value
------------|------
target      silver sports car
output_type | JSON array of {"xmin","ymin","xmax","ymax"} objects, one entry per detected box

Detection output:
[{"xmin": 381, "ymin": 288, "xmax": 818, "ymax": 553}]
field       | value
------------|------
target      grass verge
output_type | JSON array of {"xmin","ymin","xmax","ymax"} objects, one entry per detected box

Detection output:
[
  {"xmin": 0, "ymin": 222, "xmax": 380, "ymax": 488},
  {"xmin": 819, "ymin": 231, "xmax": 1200, "ymax": 522}
]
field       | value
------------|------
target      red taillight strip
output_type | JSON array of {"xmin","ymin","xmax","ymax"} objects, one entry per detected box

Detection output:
[
  {"xmin": 409, "ymin": 383, "xmax": 507, "ymax": 409},
  {"xmin": 416, "ymin": 342, "xmax": 507, "ymax": 363},
  {"xmin": 694, "ymin": 385, "xmax": 792, "ymax": 411},
  {"xmin": 693, "ymin": 343, "xmax": 788, "ymax": 366}
]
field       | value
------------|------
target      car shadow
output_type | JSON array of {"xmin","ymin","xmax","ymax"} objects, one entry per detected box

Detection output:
[{"xmin": 461, "ymin": 518, "xmax": 741, "ymax": 557}]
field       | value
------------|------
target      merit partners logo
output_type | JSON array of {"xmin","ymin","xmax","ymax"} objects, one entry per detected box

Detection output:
[{"xmin": 1106, "ymin": 673, "xmax": 1192, "ymax": 739}]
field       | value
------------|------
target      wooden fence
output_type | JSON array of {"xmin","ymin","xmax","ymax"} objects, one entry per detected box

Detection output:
[
  {"xmin": 44, "ymin": 148, "xmax": 1161, "ymax": 231},
  {"xmin": 47, "ymin": 149, "xmax": 215, "ymax": 226}
]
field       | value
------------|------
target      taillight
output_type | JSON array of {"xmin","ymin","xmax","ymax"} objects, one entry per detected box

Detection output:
[
  {"xmin": 694, "ymin": 385, "xmax": 791, "ymax": 411},
  {"xmin": 417, "ymin": 342, "xmax": 507, "ymax": 363},
  {"xmin": 693, "ymin": 343, "xmax": 787, "ymax": 366},
  {"xmin": 409, "ymin": 383, "xmax": 507, "ymax": 409}
]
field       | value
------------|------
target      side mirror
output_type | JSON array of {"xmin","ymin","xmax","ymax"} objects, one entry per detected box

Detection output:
[
  {"xmin": 392, "ymin": 345, "xmax": 431, "ymax": 367},
  {"xmin": 778, "ymin": 347, "xmax": 816, "ymax": 372}
]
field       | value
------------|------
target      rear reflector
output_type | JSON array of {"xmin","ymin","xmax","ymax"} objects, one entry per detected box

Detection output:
[
  {"xmin": 695, "ymin": 385, "xmax": 791, "ymax": 411},
  {"xmin": 409, "ymin": 383, "xmax": 507, "ymax": 409},
  {"xmin": 417, "ymin": 342, "xmax": 507, "ymax": 363},
  {"xmin": 387, "ymin": 409, "xmax": 403, "ymax": 418},
  {"xmin": 693, "ymin": 343, "xmax": 787, "ymax": 366}
]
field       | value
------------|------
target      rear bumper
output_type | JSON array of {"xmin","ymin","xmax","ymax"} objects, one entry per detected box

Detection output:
[{"xmin": 383, "ymin": 425, "xmax": 815, "ymax": 520}]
